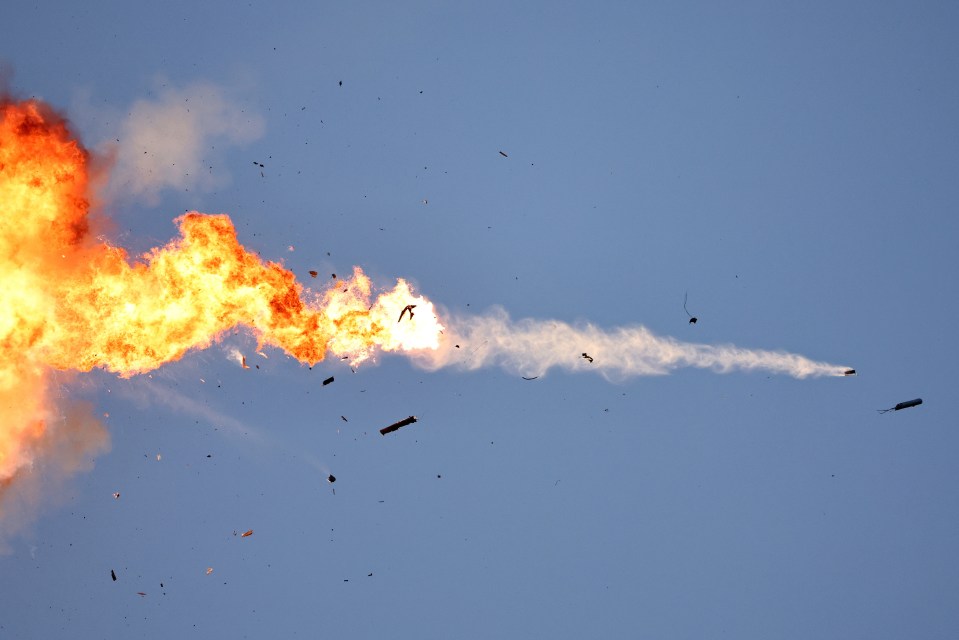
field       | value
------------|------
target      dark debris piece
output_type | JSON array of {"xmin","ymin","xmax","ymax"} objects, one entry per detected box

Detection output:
[
  {"xmin": 499, "ymin": 150, "xmax": 508, "ymax": 157},
  {"xmin": 877, "ymin": 398, "xmax": 922, "ymax": 414},
  {"xmin": 380, "ymin": 415, "xmax": 417, "ymax": 435},
  {"xmin": 844, "ymin": 369, "xmax": 857, "ymax": 376},
  {"xmin": 522, "ymin": 376, "xmax": 539, "ymax": 381},
  {"xmin": 328, "ymin": 474, "xmax": 336, "ymax": 483},
  {"xmin": 397, "ymin": 304, "xmax": 417, "ymax": 323},
  {"xmin": 323, "ymin": 376, "xmax": 334, "ymax": 386},
  {"xmin": 111, "ymin": 569, "xmax": 117, "ymax": 582},
  {"xmin": 581, "ymin": 353, "xmax": 593, "ymax": 363},
  {"xmin": 684, "ymin": 292, "xmax": 698, "ymax": 324},
  {"xmin": 340, "ymin": 415, "xmax": 348, "ymax": 422},
  {"xmin": 309, "ymin": 270, "xmax": 318, "ymax": 278}
]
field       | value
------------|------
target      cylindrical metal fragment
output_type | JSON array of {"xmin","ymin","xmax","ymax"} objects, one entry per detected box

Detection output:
[
  {"xmin": 894, "ymin": 398, "xmax": 922, "ymax": 411},
  {"xmin": 380, "ymin": 416, "xmax": 417, "ymax": 435}
]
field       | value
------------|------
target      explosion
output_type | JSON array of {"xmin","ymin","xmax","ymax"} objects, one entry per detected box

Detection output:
[
  {"xmin": 0, "ymin": 99, "xmax": 442, "ymax": 492},
  {"xmin": 0, "ymin": 96, "xmax": 851, "ymax": 540}
]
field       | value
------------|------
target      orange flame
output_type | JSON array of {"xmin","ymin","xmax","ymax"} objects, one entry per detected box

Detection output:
[{"xmin": 0, "ymin": 99, "xmax": 442, "ymax": 486}]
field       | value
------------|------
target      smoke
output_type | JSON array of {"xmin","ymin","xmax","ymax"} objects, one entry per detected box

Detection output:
[
  {"xmin": 103, "ymin": 80, "xmax": 264, "ymax": 204},
  {"xmin": 0, "ymin": 400, "xmax": 110, "ymax": 552},
  {"xmin": 414, "ymin": 308, "xmax": 848, "ymax": 380}
]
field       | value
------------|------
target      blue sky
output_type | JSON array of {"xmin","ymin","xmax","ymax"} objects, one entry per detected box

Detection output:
[{"xmin": 2, "ymin": 2, "xmax": 958, "ymax": 638}]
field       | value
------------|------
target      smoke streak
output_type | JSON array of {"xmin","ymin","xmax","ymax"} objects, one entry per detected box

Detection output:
[{"xmin": 415, "ymin": 308, "xmax": 848, "ymax": 380}]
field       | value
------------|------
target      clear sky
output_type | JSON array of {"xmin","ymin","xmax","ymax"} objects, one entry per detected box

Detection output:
[{"xmin": 2, "ymin": 2, "xmax": 958, "ymax": 638}]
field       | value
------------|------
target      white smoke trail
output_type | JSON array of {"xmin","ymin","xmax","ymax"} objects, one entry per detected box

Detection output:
[{"xmin": 412, "ymin": 308, "xmax": 848, "ymax": 380}]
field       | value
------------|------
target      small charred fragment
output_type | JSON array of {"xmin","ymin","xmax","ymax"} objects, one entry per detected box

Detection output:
[
  {"xmin": 522, "ymin": 376, "xmax": 539, "ymax": 381},
  {"xmin": 323, "ymin": 376, "xmax": 334, "ymax": 386},
  {"xmin": 397, "ymin": 304, "xmax": 417, "ymax": 323},
  {"xmin": 499, "ymin": 150, "xmax": 508, "ymax": 157},
  {"xmin": 380, "ymin": 415, "xmax": 417, "ymax": 435},
  {"xmin": 241, "ymin": 529, "xmax": 254, "ymax": 537},
  {"xmin": 340, "ymin": 415, "xmax": 348, "ymax": 422},
  {"xmin": 328, "ymin": 474, "xmax": 336, "ymax": 484},
  {"xmin": 308, "ymin": 270, "xmax": 318, "ymax": 278},
  {"xmin": 844, "ymin": 369, "xmax": 857, "ymax": 376},
  {"xmin": 581, "ymin": 353, "xmax": 593, "ymax": 363},
  {"xmin": 111, "ymin": 569, "xmax": 117, "ymax": 582},
  {"xmin": 878, "ymin": 398, "xmax": 923, "ymax": 414}
]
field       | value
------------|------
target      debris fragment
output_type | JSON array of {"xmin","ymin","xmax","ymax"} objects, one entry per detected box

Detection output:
[
  {"xmin": 241, "ymin": 355, "xmax": 250, "ymax": 369},
  {"xmin": 521, "ymin": 376, "xmax": 539, "ymax": 381},
  {"xmin": 684, "ymin": 292, "xmax": 698, "ymax": 324},
  {"xmin": 499, "ymin": 150, "xmax": 508, "ymax": 157},
  {"xmin": 241, "ymin": 529, "xmax": 254, "ymax": 537},
  {"xmin": 844, "ymin": 369, "xmax": 857, "ymax": 376},
  {"xmin": 206, "ymin": 567, "xmax": 214, "ymax": 575},
  {"xmin": 137, "ymin": 592, "xmax": 147, "ymax": 597},
  {"xmin": 112, "ymin": 492, "xmax": 120, "ymax": 499},
  {"xmin": 380, "ymin": 415, "xmax": 417, "ymax": 435},
  {"xmin": 111, "ymin": 569, "xmax": 117, "ymax": 582},
  {"xmin": 308, "ymin": 270, "xmax": 318, "ymax": 278},
  {"xmin": 323, "ymin": 376, "xmax": 334, "ymax": 386},
  {"xmin": 877, "ymin": 398, "xmax": 923, "ymax": 414},
  {"xmin": 340, "ymin": 415, "xmax": 348, "ymax": 422},
  {"xmin": 581, "ymin": 353, "xmax": 594, "ymax": 363},
  {"xmin": 328, "ymin": 474, "xmax": 336, "ymax": 484},
  {"xmin": 398, "ymin": 304, "xmax": 417, "ymax": 323}
]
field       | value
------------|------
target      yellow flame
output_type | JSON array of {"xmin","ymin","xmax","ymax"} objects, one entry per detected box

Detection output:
[{"xmin": 0, "ymin": 98, "xmax": 443, "ymax": 484}]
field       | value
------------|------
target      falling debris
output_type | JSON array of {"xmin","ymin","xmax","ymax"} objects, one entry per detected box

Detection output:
[
  {"xmin": 340, "ymin": 415, "xmax": 348, "ymax": 422},
  {"xmin": 521, "ymin": 376, "xmax": 539, "ymax": 381},
  {"xmin": 112, "ymin": 492, "xmax": 120, "ymax": 499},
  {"xmin": 684, "ymin": 292, "xmax": 698, "ymax": 324},
  {"xmin": 308, "ymin": 270, "xmax": 318, "ymax": 278},
  {"xmin": 878, "ymin": 398, "xmax": 923, "ymax": 414},
  {"xmin": 241, "ymin": 529, "xmax": 254, "ymax": 537},
  {"xmin": 327, "ymin": 474, "xmax": 336, "ymax": 484},
  {"xmin": 398, "ymin": 304, "xmax": 417, "ymax": 323},
  {"xmin": 111, "ymin": 569, "xmax": 117, "ymax": 582},
  {"xmin": 844, "ymin": 369, "xmax": 857, "ymax": 376},
  {"xmin": 323, "ymin": 376, "xmax": 334, "ymax": 386},
  {"xmin": 206, "ymin": 567, "xmax": 214, "ymax": 575},
  {"xmin": 499, "ymin": 150, "xmax": 508, "ymax": 157},
  {"xmin": 380, "ymin": 415, "xmax": 417, "ymax": 435},
  {"xmin": 137, "ymin": 592, "xmax": 147, "ymax": 597},
  {"xmin": 581, "ymin": 353, "xmax": 594, "ymax": 363},
  {"xmin": 241, "ymin": 355, "xmax": 250, "ymax": 369}
]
